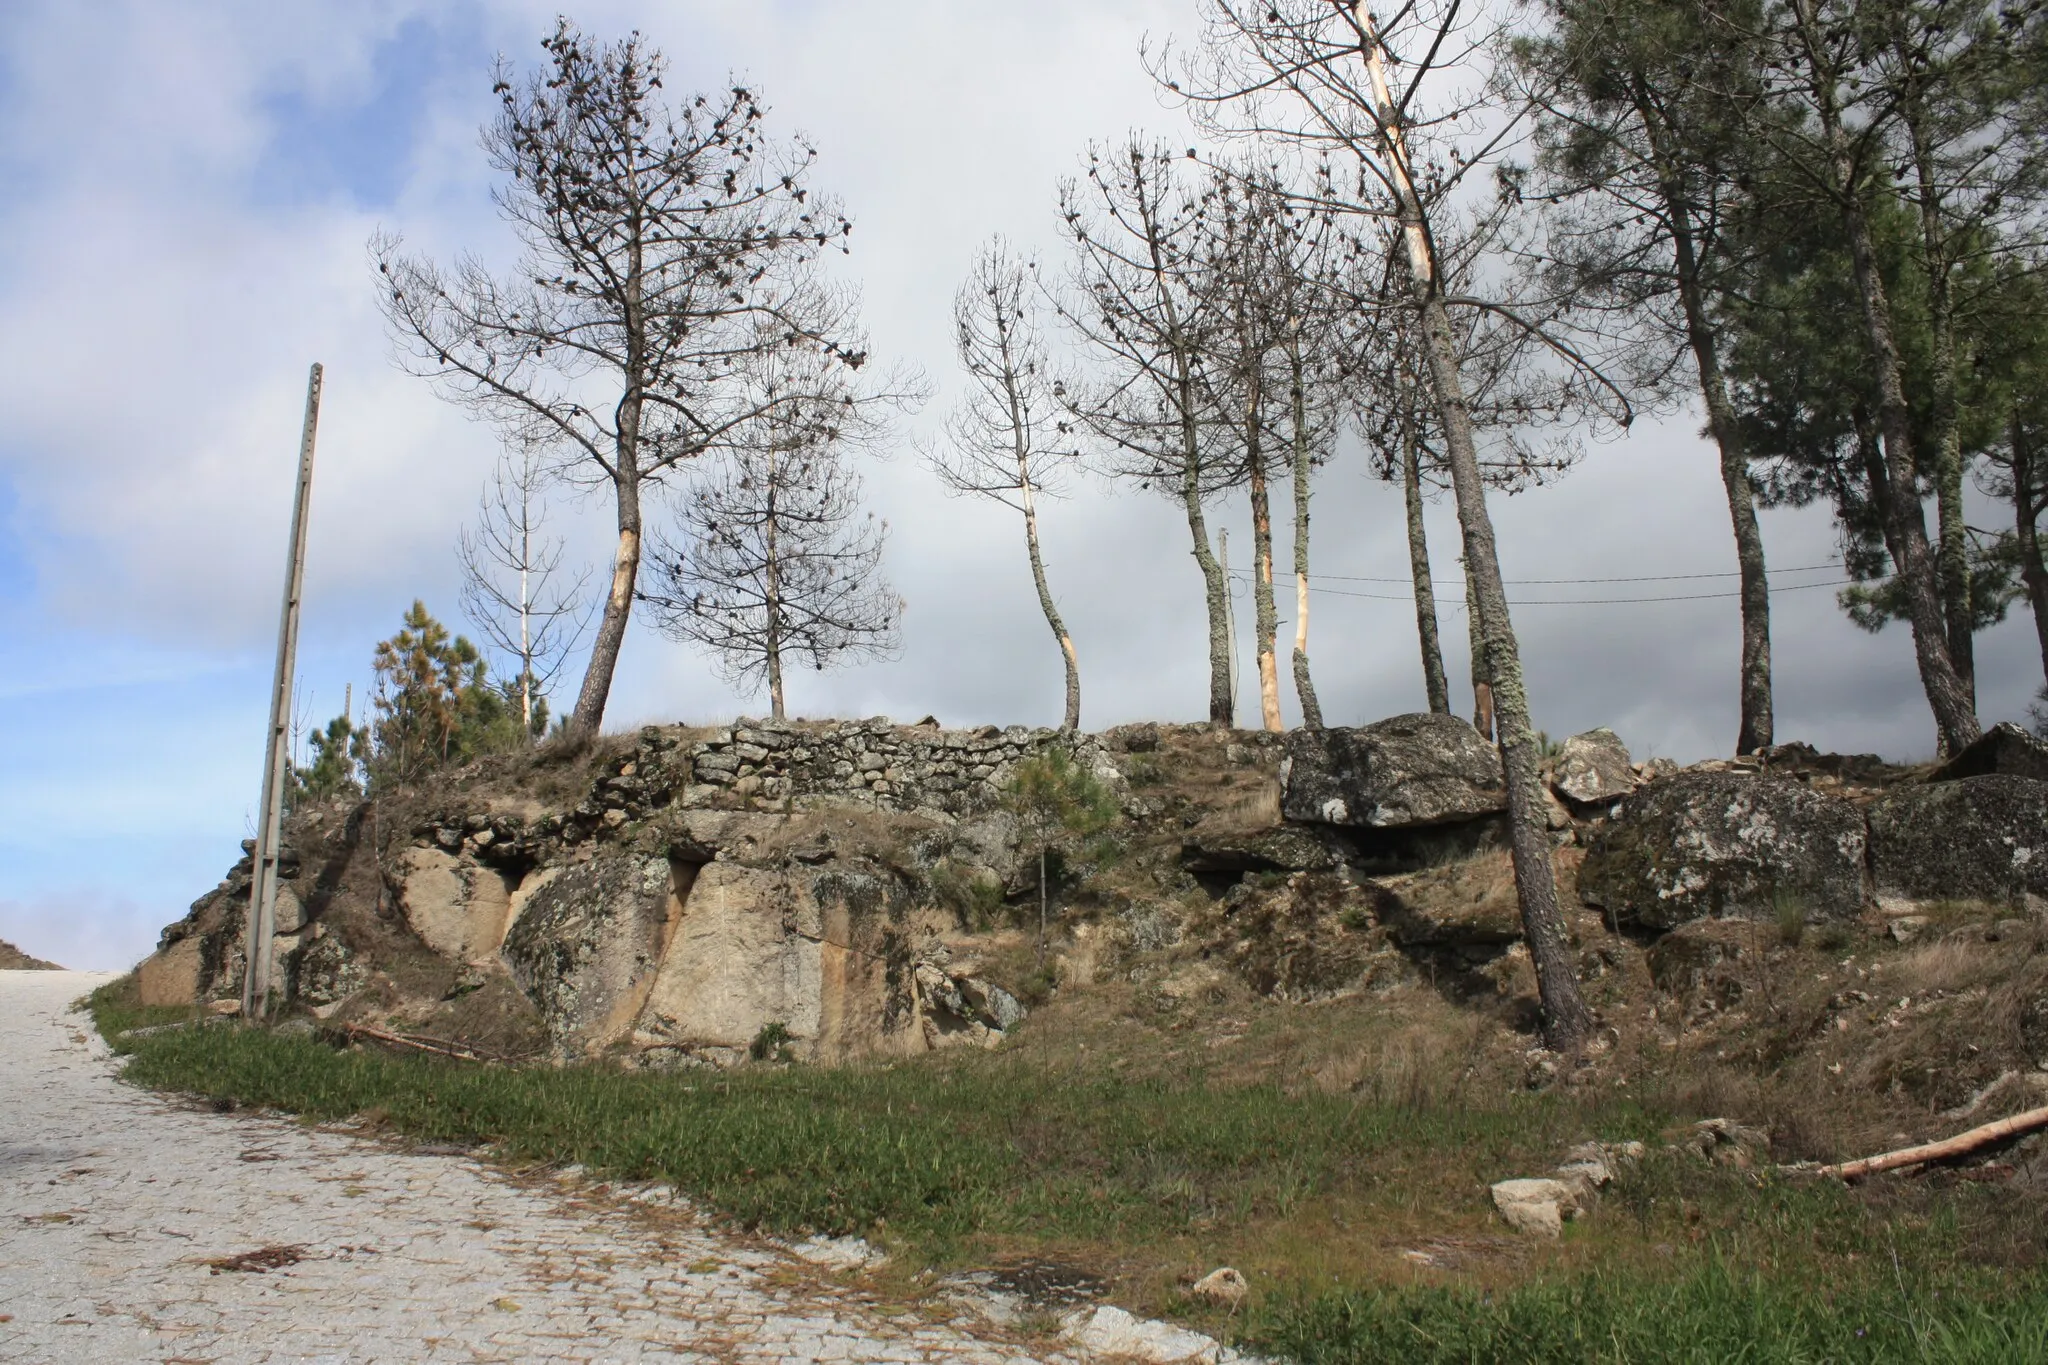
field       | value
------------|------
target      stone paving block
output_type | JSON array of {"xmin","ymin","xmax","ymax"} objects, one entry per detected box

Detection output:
[{"xmin": 1, "ymin": 972, "xmax": 1075, "ymax": 1365}]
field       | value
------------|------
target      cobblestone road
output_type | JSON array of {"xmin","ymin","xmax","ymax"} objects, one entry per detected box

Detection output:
[{"xmin": 0, "ymin": 971, "xmax": 1065, "ymax": 1364}]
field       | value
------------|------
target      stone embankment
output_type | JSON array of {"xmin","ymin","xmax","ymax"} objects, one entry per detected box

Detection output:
[
  {"xmin": 138, "ymin": 718, "xmax": 1115, "ymax": 1068},
  {"xmin": 130, "ymin": 710, "xmax": 2048, "ymax": 1070}
]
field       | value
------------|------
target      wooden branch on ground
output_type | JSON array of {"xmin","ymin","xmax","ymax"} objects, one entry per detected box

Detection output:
[
  {"xmin": 1815, "ymin": 1104, "xmax": 2048, "ymax": 1180},
  {"xmin": 334, "ymin": 1022, "xmax": 499, "ymax": 1064}
]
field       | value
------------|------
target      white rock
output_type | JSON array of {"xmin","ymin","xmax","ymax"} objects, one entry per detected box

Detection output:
[
  {"xmin": 1062, "ymin": 1304, "xmax": 1251, "ymax": 1363},
  {"xmin": 786, "ymin": 1234, "xmax": 886, "ymax": 1271},
  {"xmin": 1490, "ymin": 1177, "xmax": 1580, "ymax": 1237}
]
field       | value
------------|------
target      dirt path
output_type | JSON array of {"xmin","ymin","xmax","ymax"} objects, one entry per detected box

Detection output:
[{"xmin": 0, "ymin": 971, "xmax": 1062, "ymax": 1364}]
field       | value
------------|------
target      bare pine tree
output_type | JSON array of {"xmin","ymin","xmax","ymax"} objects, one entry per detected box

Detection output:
[
  {"xmin": 928, "ymin": 239, "xmax": 1084, "ymax": 730},
  {"xmin": 1276, "ymin": 231, "xmax": 1350, "ymax": 731},
  {"xmin": 456, "ymin": 444, "xmax": 596, "ymax": 739},
  {"xmin": 1198, "ymin": 169, "xmax": 1307, "ymax": 732},
  {"xmin": 374, "ymin": 20, "xmax": 868, "ymax": 737},
  {"xmin": 641, "ymin": 349, "xmax": 902, "ymax": 718},
  {"xmin": 1162, "ymin": 0, "xmax": 1631, "ymax": 1049},
  {"xmin": 1055, "ymin": 142, "xmax": 1238, "ymax": 727},
  {"xmin": 1191, "ymin": 167, "xmax": 1354, "ymax": 731},
  {"xmin": 1343, "ymin": 227, "xmax": 1581, "ymax": 724}
]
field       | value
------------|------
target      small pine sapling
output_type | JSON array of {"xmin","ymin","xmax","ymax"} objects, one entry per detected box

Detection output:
[{"xmin": 1002, "ymin": 748, "xmax": 1118, "ymax": 963}]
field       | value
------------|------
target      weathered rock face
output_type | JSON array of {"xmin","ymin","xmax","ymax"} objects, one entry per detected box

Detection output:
[
  {"xmin": 1868, "ymin": 776, "xmax": 2048, "ymax": 906},
  {"xmin": 501, "ymin": 854, "xmax": 686, "ymax": 1055},
  {"xmin": 399, "ymin": 849, "xmax": 517, "ymax": 963},
  {"xmin": 1577, "ymin": 772, "xmax": 1868, "ymax": 929},
  {"xmin": 1928, "ymin": 722, "xmax": 2048, "ymax": 784},
  {"xmin": 1551, "ymin": 728, "xmax": 1635, "ymax": 806},
  {"xmin": 632, "ymin": 860, "xmax": 828, "ymax": 1058},
  {"xmin": 1178, "ymin": 825, "xmax": 1346, "ymax": 875},
  {"xmin": 1281, "ymin": 713, "xmax": 1505, "ymax": 829}
]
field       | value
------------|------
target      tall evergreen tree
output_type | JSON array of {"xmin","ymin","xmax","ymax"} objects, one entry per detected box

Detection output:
[{"xmin": 1512, "ymin": 0, "xmax": 1780, "ymax": 753}]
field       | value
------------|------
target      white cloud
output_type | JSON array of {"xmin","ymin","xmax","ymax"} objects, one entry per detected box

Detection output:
[{"xmin": 0, "ymin": 0, "xmax": 2040, "ymax": 968}]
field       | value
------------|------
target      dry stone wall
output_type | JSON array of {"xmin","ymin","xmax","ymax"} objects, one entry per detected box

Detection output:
[{"xmin": 680, "ymin": 718, "xmax": 1115, "ymax": 815}]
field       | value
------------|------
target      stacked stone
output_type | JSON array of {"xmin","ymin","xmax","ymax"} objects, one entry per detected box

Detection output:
[{"xmin": 684, "ymin": 718, "xmax": 1109, "ymax": 816}]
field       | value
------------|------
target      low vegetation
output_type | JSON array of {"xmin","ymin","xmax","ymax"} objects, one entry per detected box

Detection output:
[{"xmin": 87, "ymin": 948, "xmax": 2048, "ymax": 1360}]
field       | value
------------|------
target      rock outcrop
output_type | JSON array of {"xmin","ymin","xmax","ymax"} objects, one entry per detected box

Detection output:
[
  {"xmin": 1927, "ymin": 722, "xmax": 2048, "ymax": 784},
  {"xmin": 1550, "ymin": 728, "xmax": 1636, "ymax": 807},
  {"xmin": 1280, "ymin": 713, "xmax": 1505, "ymax": 829},
  {"xmin": 502, "ymin": 854, "xmax": 687, "ymax": 1055},
  {"xmin": 1577, "ymin": 772, "xmax": 1869, "ymax": 929},
  {"xmin": 1868, "ymin": 775, "xmax": 2048, "ymax": 907},
  {"xmin": 0, "ymin": 938, "xmax": 61, "ymax": 970},
  {"xmin": 130, "ymin": 709, "xmax": 2037, "ymax": 1071}
]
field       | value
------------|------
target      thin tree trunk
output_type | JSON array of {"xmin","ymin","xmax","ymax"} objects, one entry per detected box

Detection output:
[
  {"xmin": 1020, "ymin": 474, "xmax": 1081, "ymax": 731},
  {"xmin": 764, "ymin": 445, "xmax": 785, "ymax": 722},
  {"xmin": 1900, "ymin": 69, "xmax": 1976, "ymax": 707},
  {"xmin": 1037, "ymin": 847, "xmax": 1049, "ymax": 964},
  {"xmin": 2013, "ymin": 411, "xmax": 2048, "ymax": 686},
  {"xmin": 1790, "ymin": 0, "xmax": 1980, "ymax": 756},
  {"xmin": 1288, "ymin": 339, "xmax": 1323, "ymax": 728},
  {"xmin": 1185, "ymin": 460, "xmax": 1234, "ymax": 728},
  {"xmin": 574, "ymin": 470, "xmax": 640, "ymax": 736},
  {"xmin": 1638, "ymin": 89, "xmax": 1772, "ymax": 754},
  {"xmin": 1403, "ymin": 427, "xmax": 1452, "ymax": 715},
  {"xmin": 1358, "ymin": 21, "xmax": 1592, "ymax": 1050},
  {"xmin": 1247, "ymin": 418, "xmax": 1284, "ymax": 733},
  {"xmin": 1465, "ymin": 565, "xmax": 1494, "ymax": 740},
  {"xmin": 1143, "ymin": 200, "xmax": 1233, "ymax": 726},
  {"xmin": 1681, "ymin": 275, "xmax": 1772, "ymax": 752},
  {"xmin": 518, "ymin": 490, "xmax": 535, "ymax": 740},
  {"xmin": 571, "ymin": 232, "xmax": 648, "ymax": 737}
]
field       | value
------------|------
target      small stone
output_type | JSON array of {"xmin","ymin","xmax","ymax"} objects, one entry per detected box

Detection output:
[
  {"xmin": 1685, "ymin": 1118, "xmax": 1769, "ymax": 1167},
  {"xmin": 1490, "ymin": 1177, "xmax": 1579, "ymax": 1237},
  {"xmin": 1188, "ymin": 1266, "xmax": 1248, "ymax": 1308}
]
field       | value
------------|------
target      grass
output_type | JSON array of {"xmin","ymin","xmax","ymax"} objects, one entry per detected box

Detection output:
[
  {"xmin": 84, "ymin": 970, "xmax": 2048, "ymax": 1359},
  {"xmin": 1245, "ymin": 1258, "xmax": 2048, "ymax": 1364},
  {"xmin": 93, "ymin": 985, "xmax": 1643, "ymax": 1252}
]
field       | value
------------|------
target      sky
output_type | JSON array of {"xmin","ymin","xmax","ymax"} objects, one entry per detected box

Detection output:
[{"xmin": 0, "ymin": 1, "xmax": 2040, "ymax": 971}]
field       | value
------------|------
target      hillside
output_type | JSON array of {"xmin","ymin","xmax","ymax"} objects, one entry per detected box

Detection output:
[
  {"xmin": 104, "ymin": 711, "xmax": 2048, "ymax": 1350},
  {"xmin": 130, "ymin": 713, "xmax": 2048, "ymax": 1159},
  {"xmin": 0, "ymin": 938, "xmax": 61, "ymax": 970}
]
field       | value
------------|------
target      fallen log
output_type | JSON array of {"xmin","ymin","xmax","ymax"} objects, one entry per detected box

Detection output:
[
  {"xmin": 333, "ymin": 1022, "xmax": 497, "ymax": 1064},
  {"xmin": 1816, "ymin": 1103, "xmax": 2048, "ymax": 1180}
]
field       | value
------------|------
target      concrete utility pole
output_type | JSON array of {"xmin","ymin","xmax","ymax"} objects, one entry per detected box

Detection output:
[{"xmin": 243, "ymin": 363, "xmax": 323, "ymax": 1020}]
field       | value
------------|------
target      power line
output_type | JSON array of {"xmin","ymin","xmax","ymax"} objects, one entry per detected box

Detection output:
[
  {"xmin": 1242, "ymin": 560, "xmax": 1844, "ymax": 587},
  {"xmin": 1274, "ymin": 577, "xmax": 1851, "ymax": 607}
]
